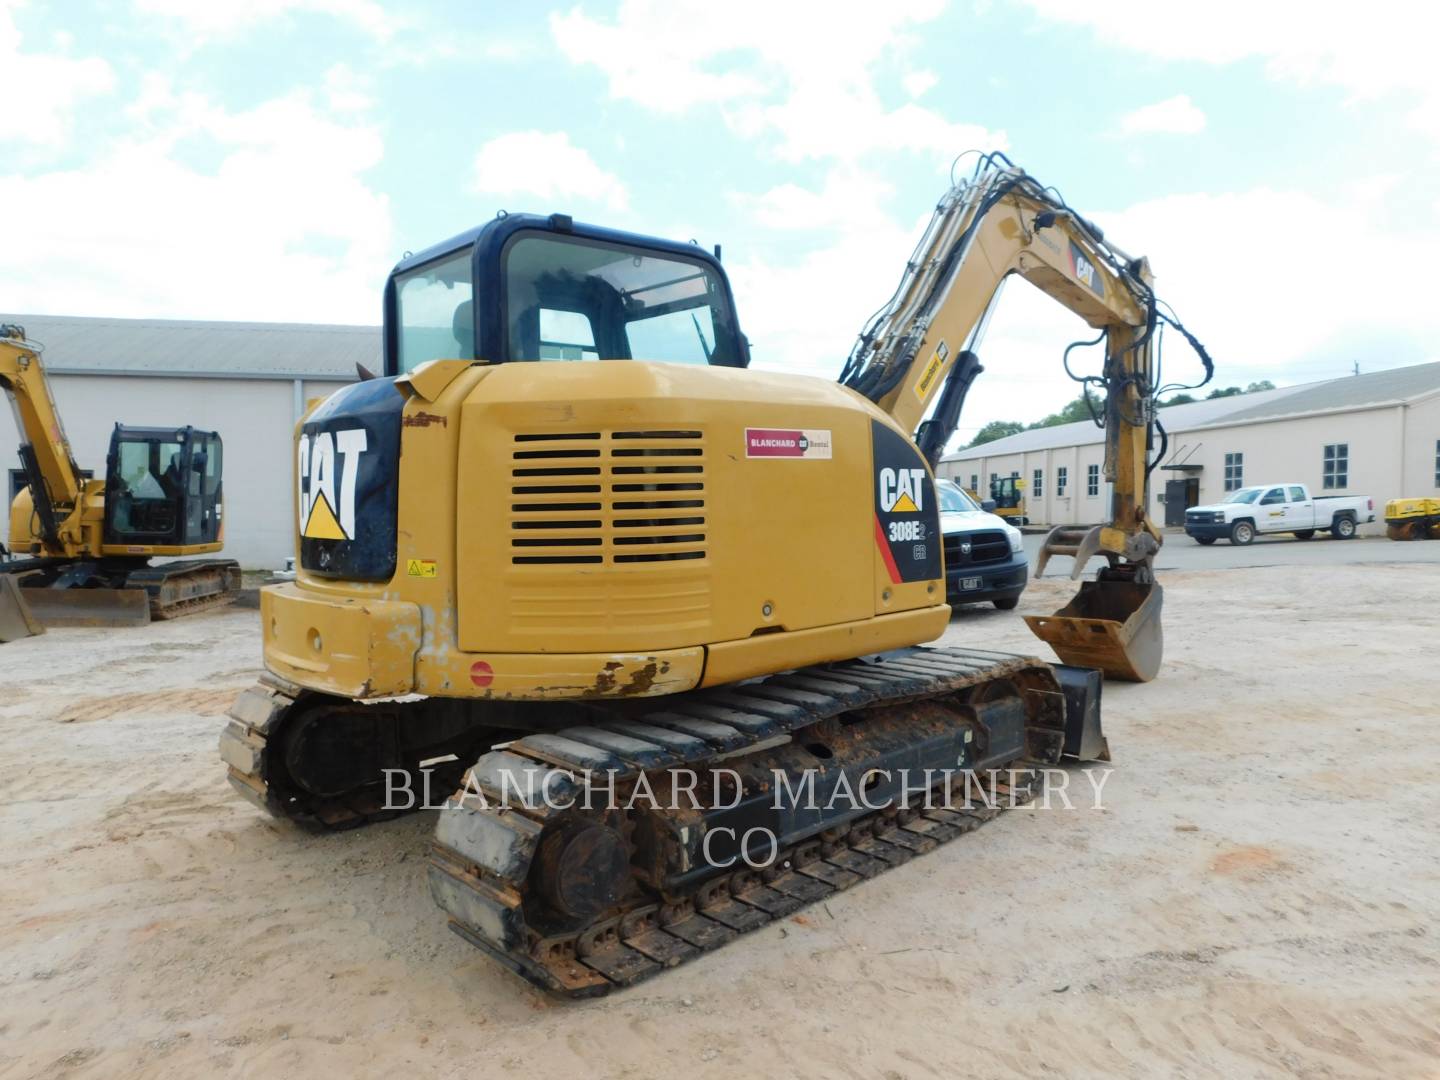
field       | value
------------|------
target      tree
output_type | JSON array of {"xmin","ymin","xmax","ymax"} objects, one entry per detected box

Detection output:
[
  {"xmin": 1207, "ymin": 380, "xmax": 1276, "ymax": 399},
  {"xmin": 1158, "ymin": 393, "xmax": 1196, "ymax": 407},
  {"xmin": 1028, "ymin": 390, "xmax": 1101, "ymax": 429},
  {"xmin": 967, "ymin": 420, "xmax": 1024, "ymax": 448}
]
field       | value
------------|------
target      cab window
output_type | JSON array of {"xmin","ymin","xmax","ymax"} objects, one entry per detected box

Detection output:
[
  {"xmin": 504, "ymin": 233, "xmax": 741, "ymax": 365},
  {"xmin": 1260, "ymin": 487, "xmax": 1286, "ymax": 505},
  {"xmin": 1288, "ymin": 486, "xmax": 1306, "ymax": 502},
  {"xmin": 394, "ymin": 249, "xmax": 473, "ymax": 373}
]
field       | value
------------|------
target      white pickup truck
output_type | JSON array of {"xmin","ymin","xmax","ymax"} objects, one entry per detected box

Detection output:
[{"xmin": 1184, "ymin": 483, "xmax": 1375, "ymax": 545}]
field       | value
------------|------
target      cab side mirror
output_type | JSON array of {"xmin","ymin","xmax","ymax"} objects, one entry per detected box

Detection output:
[{"xmin": 981, "ymin": 499, "xmax": 997, "ymax": 512}]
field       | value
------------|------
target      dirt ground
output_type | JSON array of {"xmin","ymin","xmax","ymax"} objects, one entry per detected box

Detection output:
[{"xmin": 2, "ymin": 563, "xmax": 1438, "ymax": 1079}]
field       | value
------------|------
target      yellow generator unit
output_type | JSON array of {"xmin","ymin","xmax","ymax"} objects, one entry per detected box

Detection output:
[{"xmin": 1385, "ymin": 498, "xmax": 1440, "ymax": 540}]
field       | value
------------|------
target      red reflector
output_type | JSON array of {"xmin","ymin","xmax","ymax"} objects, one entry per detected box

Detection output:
[{"xmin": 469, "ymin": 660, "xmax": 494, "ymax": 688}]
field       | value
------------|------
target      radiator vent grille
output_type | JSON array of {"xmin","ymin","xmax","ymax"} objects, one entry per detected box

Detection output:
[{"xmin": 510, "ymin": 430, "xmax": 706, "ymax": 565}]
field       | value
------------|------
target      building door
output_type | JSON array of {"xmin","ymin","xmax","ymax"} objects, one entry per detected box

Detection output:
[{"xmin": 1164, "ymin": 479, "xmax": 1189, "ymax": 526}]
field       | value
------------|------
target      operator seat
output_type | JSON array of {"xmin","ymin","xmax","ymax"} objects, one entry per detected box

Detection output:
[{"xmin": 452, "ymin": 299, "xmax": 474, "ymax": 359}]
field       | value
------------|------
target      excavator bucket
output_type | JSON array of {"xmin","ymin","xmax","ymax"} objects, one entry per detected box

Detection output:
[
  {"xmin": 1026, "ymin": 524, "xmax": 1164, "ymax": 682},
  {"xmin": 0, "ymin": 576, "xmax": 45, "ymax": 642},
  {"xmin": 20, "ymin": 587, "xmax": 151, "ymax": 629},
  {"xmin": 1025, "ymin": 579, "xmax": 1163, "ymax": 682}
]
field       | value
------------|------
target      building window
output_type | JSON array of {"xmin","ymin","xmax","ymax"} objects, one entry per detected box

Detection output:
[
  {"xmin": 1056, "ymin": 466, "xmax": 1068, "ymax": 496},
  {"xmin": 1323, "ymin": 443, "xmax": 1348, "ymax": 489},
  {"xmin": 1224, "ymin": 452, "xmax": 1244, "ymax": 491},
  {"xmin": 969, "ymin": 474, "xmax": 978, "ymax": 493},
  {"xmin": 990, "ymin": 472, "xmax": 997, "ymax": 486},
  {"xmin": 1086, "ymin": 464, "xmax": 1100, "ymax": 497},
  {"xmin": 1032, "ymin": 468, "xmax": 1043, "ymax": 498},
  {"xmin": 1433, "ymin": 440, "xmax": 1438, "ymax": 487}
]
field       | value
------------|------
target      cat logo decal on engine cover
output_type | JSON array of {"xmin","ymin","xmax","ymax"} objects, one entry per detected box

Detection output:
[
  {"xmin": 871, "ymin": 420, "xmax": 941, "ymax": 584},
  {"xmin": 297, "ymin": 377, "xmax": 404, "ymax": 582},
  {"xmin": 299, "ymin": 428, "xmax": 368, "ymax": 541}
]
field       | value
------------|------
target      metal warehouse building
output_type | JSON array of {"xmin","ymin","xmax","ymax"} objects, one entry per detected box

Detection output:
[
  {"xmin": 2, "ymin": 314, "xmax": 371, "ymax": 569},
  {"xmin": 940, "ymin": 362, "xmax": 1440, "ymax": 534}
]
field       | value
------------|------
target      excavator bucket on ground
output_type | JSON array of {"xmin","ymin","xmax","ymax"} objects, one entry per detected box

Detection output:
[
  {"xmin": 1025, "ymin": 524, "xmax": 1164, "ymax": 682},
  {"xmin": 0, "ymin": 575, "xmax": 44, "ymax": 642},
  {"xmin": 18, "ymin": 586, "xmax": 151, "ymax": 628}
]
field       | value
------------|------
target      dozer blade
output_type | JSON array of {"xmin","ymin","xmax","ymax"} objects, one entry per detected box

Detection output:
[
  {"xmin": 1024, "ymin": 579, "xmax": 1163, "ymax": 683},
  {"xmin": 0, "ymin": 576, "xmax": 45, "ymax": 642},
  {"xmin": 21, "ymin": 587, "xmax": 151, "ymax": 628}
]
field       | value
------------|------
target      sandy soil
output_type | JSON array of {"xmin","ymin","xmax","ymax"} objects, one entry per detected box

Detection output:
[{"xmin": 1, "ymin": 563, "xmax": 1438, "ymax": 1079}]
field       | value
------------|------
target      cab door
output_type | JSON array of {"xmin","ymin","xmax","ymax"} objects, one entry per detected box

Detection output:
[
  {"xmin": 1286, "ymin": 485, "xmax": 1314, "ymax": 529},
  {"xmin": 1256, "ymin": 486, "xmax": 1288, "ymax": 532}
]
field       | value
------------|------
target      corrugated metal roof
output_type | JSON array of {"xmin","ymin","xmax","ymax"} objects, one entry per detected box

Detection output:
[
  {"xmin": 942, "ymin": 384, "xmax": 1306, "ymax": 461},
  {"xmin": 942, "ymin": 360, "xmax": 1440, "ymax": 462},
  {"xmin": 1, "ymin": 313, "xmax": 377, "ymax": 379},
  {"xmin": 1191, "ymin": 360, "xmax": 1440, "ymax": 427}
]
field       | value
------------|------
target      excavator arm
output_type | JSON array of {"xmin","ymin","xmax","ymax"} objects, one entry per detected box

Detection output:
[
  {"xmin": 0, "ymin": 325, "xmax": 89, "ymax": 553},
  {"xmin": 841, "ymin": 153, "xmax": 1212, "ymax": 679}
]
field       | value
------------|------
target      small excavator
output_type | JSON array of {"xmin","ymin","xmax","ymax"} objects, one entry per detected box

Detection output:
[
  {"xmin": 221, "ymin": 153, "xmax": 1211, "ymax": 995},
  {"xmin": 0, "ymin": 324, "xmax": 240, "ymax": 636}
]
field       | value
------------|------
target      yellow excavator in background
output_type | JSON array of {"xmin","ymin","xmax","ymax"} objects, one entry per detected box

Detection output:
[
  {"xmin": 0, "ymin": 324, "xmax": 240, "ymax": 636},
  {"xmin": 221, "ymin": 153, "xmax": 1211, "ymax": 995}
]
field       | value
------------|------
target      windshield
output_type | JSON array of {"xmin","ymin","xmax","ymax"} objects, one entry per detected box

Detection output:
[
  {"xmin": 937, "ymin": 480, "xmax": 980, "ymax": 513},
  {"xmin": 1222, "ymin": 487, "xmax": 1262, "ymax": 504},
  {"xmin": 394, "ymin": 249, "xmax": 473, "ymax": 373},
  {"xmin": 504, "ymin": 233, "xmax": 742, "ymax": 366}
]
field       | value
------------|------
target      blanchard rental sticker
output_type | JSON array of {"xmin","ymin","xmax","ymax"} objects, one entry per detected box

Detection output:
[{"xmin": 745, "ymin": 428, "xmax": 833, "ymax": 459}]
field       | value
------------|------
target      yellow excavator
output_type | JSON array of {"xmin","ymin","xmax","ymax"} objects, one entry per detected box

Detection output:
[
  {"xmin": 221, "ymin": 153, "xmax": 1211, "ymax": 995},
  {"xmin": 0, "ymin": 324, "xmax": 240, "ymax": 635}
]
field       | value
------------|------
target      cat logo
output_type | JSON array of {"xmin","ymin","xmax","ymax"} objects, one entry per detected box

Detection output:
[
  {"xmin": 298, "ymin": 428, "xmax": 368, "ymax": 541},
  {"xmin": 879, "ymin": 466, "xmax": 926, "ymax": 514},
  {"xmin": 1068, "ymin": 240, "xmax": 1106, "ymax": 299}
]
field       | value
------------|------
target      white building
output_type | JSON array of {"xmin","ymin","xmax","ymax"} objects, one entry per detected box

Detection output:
[
  {"xmin": 2, "ymin": 314, "xmax": 370, "ymax": 568},
  {"xmin": 940, "ymin": 362, "xmax": 1440, "ymax": 533}
]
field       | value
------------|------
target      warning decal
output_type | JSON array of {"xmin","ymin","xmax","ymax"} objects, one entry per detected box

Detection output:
[
  {"xmin": 406, "ymin": 559, "xmax": 438, "ymax": 578},
  {"xmin": 913, "ymin": 340, "xmax": 949, "ymax": 401},
  {"xmin": 745, "ymin": 428, "xmax": 833, "ymax": 459},
  {"xmin": 871, "ymin": 420, "xmax": 941, "ymax": 584}
]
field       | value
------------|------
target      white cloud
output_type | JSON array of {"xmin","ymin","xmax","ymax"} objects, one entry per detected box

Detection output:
[
  {"xmin": 0, "ymin": 3, "xmax": 113, "ymax": 146},
  {"xmin": 731, "ymin": 167, "xmax": 897, "ymax": 231},
  {"xmin": 1024, "ymin": 0, "xmax": 1440, "ymax": 143},
  {"xmin": 0, "ymin": 83, "xmax": 392, "ymax": 323},
  {"xmin": 903, "ymin": 70, "xmax": 938, "ymax": 98},
  {"xmin": 550, "ymin": 0, "xmax": 994, "ymax": 166},
  {"xmin": 323, "ymin": 63, "xmax": 374, "ymax": 113},
  {"xmin": 1118, "ymin": 94, "xmax": 1206, "ymax": 136},
  {"xmin": 944, "ymin": 181, "xmax": 1440, "ymax": 436},
  {"xmin": 133, "ymin": 0, "xmax": 399, "ymax": 42},
  {"xmin": 472, "ymin": 131, "xmax": 629, "ymax": 212}
]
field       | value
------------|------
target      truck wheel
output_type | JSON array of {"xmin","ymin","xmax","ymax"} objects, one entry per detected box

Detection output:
[
  {"xmin": 1194, "ymin": 536, "xmax": 1216, "ymax": 546},
  {"xmin": 1294, "ymin": 530, "xmax": 1315, "ymax": 540},
  {"xmin": 1229, "ymin": 521, "xmax": 1255, "ymax": 545},
  {"xmin": 1332, "ymin": 516, "xmax": 1357, "ymax": 539},
  {"xmin": 992, "ymin": 597, "xmax": 1020, "ymax": 610}
]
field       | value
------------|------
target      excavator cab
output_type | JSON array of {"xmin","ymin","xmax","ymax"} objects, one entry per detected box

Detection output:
[
  {"xmin": 987, "ymin": 475, "xmax": 1026, "ymax": 524},
  {"xmin": 102, "ymin": 425, "xmax": 224, "ymax": 548}
]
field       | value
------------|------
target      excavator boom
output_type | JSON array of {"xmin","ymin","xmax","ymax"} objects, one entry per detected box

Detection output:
[{"xmin": 841, "ymin": 153, "xmax": 1211, "ymax": 680}]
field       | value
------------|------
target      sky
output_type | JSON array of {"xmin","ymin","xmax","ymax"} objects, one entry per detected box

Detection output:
[{"xmin": 4, "ymin": 0, "xmax": 1438, "ymax": 446}]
